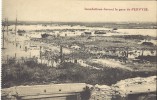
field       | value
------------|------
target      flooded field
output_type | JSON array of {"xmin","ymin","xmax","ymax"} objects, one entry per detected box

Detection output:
[
  {"xmin": 2, "ymin": 0, "xmax": 157, "ymax": 99},
  {"xmin": 116, "ymin": 29, "xmax": 157, "ymax": 37},
  {"xmin": 2, "ymin": 22, "xmax": 157, "ymax": 100}
]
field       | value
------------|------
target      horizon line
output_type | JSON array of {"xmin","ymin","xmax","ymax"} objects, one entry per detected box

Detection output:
[{"xmin": 3, "ymin": 20, "xmax": 157, "ymax": 23}]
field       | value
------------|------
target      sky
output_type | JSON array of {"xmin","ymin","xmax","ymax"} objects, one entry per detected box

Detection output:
[{"xmin": 2, "ymin": 0, "xmax": 157, "ymax": 22}]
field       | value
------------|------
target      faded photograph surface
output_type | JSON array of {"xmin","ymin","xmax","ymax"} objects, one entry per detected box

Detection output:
[{"xmin": 1, "ymin": 0, "xmax": 157, "ymax": 100}]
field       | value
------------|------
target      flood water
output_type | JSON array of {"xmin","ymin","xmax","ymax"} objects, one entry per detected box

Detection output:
[{"xmin": 116, "ymin": 29, "xmax": 156, "ymax": 37}]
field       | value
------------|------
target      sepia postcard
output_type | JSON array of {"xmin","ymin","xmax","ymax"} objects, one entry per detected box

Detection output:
[{"xmin": 1, "ymin": 0, "xmax": 157, "ymax": 100}]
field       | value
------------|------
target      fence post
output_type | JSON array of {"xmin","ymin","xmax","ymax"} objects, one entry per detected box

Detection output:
[{"xmin": 76, "ymin": 93, "xmax": 81, "ymax": 100}]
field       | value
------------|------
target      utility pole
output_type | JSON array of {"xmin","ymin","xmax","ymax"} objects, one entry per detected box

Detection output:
[
  {"xmin": 15, "ymin": 53, "xmax": 17, "ymax": 58},
  {"xmin": 30, "ymin": 52, "xmax": 31, "ymax": 58},
  {"xmin": 7, "ymin": 55, "xmax": 8, "ymax": 63},
  {"xmin": 40, "ymin": 46, "xmax": 42, "ymax": 58},
  {"xmin": 2, "ymin": 19, "xmax": 6, "ymax": 49},
  {"xmin": 2, "ymin": 25, "xmax": 5, "ymax": 49},
  {"xmin": 60, "ymin": 45, "xmax": 63, "ymax": 63},
  {"xmin": 15, "ymin": 16, "xmax": 17, "ymax": 35},
  {"xmin": 40, "ymin": 46, "xmax": 42, "ymax": 64},
  {"xmin": 6, "ymin": 18, "xmax": 8, "ymax": 35},
  {"xmin": 141, "ymin": 48, "xmax": 144, "ymax": 56},
  {"xmin": 15, "ymin": 16, "xmax": 17, "ymax": 47},
  {"xmin": 126, "ymin": 47, "xmax": 129, "ymax": 58},
  {"xmin": 6, "ymin": 18, "xmax": 9, "ymax": 47}
]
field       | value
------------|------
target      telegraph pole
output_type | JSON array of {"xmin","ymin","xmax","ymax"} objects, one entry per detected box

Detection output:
[
  {"xmin": 2, "ymin": 19, "xmax": 6, "ymax": 49},
  {"xmin": 60, "ymin": 45, "xmax": 63, "ymax": 63},
  {"xmin": 15, "ymin": 16, "xmax": 17, "ymax": 35},
  {"xmin": 15, "ymin": 15, "xmax": 17, "ymax": 47},
  {"xmin": 6, "ymin": 18, "xmax": 8, "ymax": 35},
  {"xmin": 40, "ymin": 46, "xmax": 42, "ymax": 64}
]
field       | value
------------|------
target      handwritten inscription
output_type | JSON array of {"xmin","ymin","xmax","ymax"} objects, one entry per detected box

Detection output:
[{"xmin": 84, "ymin": 8, "xmax": 148, "ymax": 11}]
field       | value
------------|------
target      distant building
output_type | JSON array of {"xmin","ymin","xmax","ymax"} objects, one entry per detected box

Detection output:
[
  {"xmin": 81, "ymin": 31, "xmax": 92, "ymax": 36},
  {"xmin": 70, "ymin": 45, "xmax": 81, "ymax": 50},
  {"xmin": 128, "ymin": 50, "xmax": 156, "ymax": 59},
  {"xmin": 94, "ymin": 31, "xmax": 106, "ymax": 36}
]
